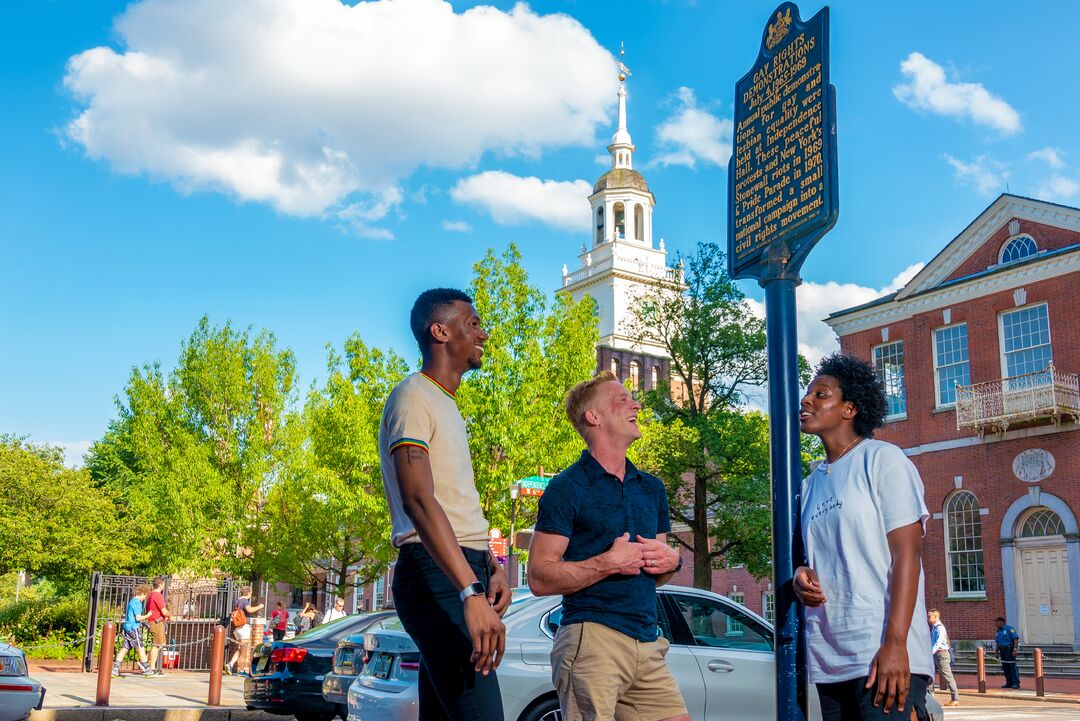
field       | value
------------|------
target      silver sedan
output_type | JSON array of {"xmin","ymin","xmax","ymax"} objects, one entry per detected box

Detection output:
[{"xmin": 348, "ymin": 586, "xmax": 825, "ymax": 721}]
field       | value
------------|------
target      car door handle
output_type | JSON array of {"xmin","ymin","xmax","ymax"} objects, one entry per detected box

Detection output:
[{"xmin": 707, "ymin": 660, "xmax": 735, "ymax": 673}]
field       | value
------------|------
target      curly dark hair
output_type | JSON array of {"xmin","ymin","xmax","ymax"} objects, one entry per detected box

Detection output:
[{"xmin": 814, "ymin": 353, "xmax": 888, "ymax": 437}]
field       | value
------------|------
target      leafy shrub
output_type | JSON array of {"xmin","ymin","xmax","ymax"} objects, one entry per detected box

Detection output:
[{"xmin": 0, "ymin": 595, "xmax": 88, "ymax": 658}]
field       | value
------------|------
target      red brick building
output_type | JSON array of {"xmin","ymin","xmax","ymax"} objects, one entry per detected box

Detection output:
[{"xmin": 825, "ymin": 194, "xmax": 1080, "ymax": 648}]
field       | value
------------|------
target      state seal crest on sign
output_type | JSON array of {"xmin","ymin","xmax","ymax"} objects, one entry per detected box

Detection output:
[
  {"xmin": 1012, "ymin": 448, "xmax": 1055, "ymax": 483},
  {"xmin": 766, "ymin": 8, "xmax": 793, "ymax": 50}
]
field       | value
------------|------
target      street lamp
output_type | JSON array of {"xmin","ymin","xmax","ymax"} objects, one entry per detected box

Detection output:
[{"xmin": 508, "ymin": 483, "xmax": 520, "ymax": 586}]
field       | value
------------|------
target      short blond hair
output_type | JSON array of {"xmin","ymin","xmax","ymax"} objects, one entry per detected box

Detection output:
[
  {"xmin": 135, "ymin": 584, "xmax": 151, "ymax": 597},
  {"xmin": 565, "ymin": 371, "xmax": 618, "ymax": 438}
]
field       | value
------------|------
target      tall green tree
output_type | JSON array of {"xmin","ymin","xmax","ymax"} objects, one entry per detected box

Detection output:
[
  {"xmin": 625, "ymin": 242, "xmax": 814, "ymax": 588},
  {"xmin": 458, "ymin": 244, "xmax": 600, "ymax": 543},
  {"xmin": 0, "ymin": 436, "xmax": 132, "ymax": 590},
  {"xmin": 87, "ymin": 316, "xmax": 296, "ymax": 576},
  {"xmin": 256, "ymin": 337, "xmax": 407, "ymax": 599}
]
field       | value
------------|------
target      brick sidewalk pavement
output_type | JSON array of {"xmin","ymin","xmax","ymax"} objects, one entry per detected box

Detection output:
[{"xmin": 949, "ymin": 673, "xmax": 1080, "ymax": 703}]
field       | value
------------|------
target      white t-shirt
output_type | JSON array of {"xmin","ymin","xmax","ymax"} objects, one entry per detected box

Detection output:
[
  {"xmin": 800, "ymin": 438, "xmax": 933, "ymax": 684},
  {"xmin": 323, "ymin": 608, "xmax": 347, "ymax": 623}
]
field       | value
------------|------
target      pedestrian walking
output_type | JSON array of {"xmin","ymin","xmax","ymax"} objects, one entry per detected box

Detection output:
[
  {"xmin": 528, "ymin": 372, "xmax": 689, "ymax": 721},
  {"xmin": 928, "ymin": 610, "xmax": 959, "ymax": 706},
  {"xmin": 995, "ymin": 616, "xmax": 1021, "ymax": 689},
  {"xmin": 113, "ymin": 583, "xmax": 154, "ymax": 678},
  {"xmin": 295, "ymin": 602, "xmax": 317, "ymax": 633},
  {"xmin": 793, "ymin": 354, "xmax": 933, "ymax": 720},
  {"xmin": 145, "ymin": 576, "xmax": 172, "ymax": 675},
  {"xmin": 225, "ymin": 586, "xmax": 263, "ymax": 676},
  {"xmin": 323, "ymin": 597, "xmax": 347, "ymax": 624},
  {"xmin": 270, "ymin": 601, "xmax": 289, "ymax": 642},
  {"xmin": 380, "ymin": 288, "xmax": 509, "ymax": 721}
]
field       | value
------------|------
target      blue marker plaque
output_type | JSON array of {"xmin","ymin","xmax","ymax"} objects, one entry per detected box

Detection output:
[{"xmin": 728, "ymin": 3, "xmax": 838, "ymax": 281}]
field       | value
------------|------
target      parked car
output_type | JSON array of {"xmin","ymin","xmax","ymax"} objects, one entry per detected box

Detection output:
[
  {"xmin": 323, "ymin": 617, "xmax": 406, "ymax": 718},
  {"xmin": 0, "ymin": 643, "xmax": 45, "ymax": 721},
  {"xmin": 245, "ymin": 611, "xmax": 398, "ymax": 721},
  {"xmin": 348, "ymin": 587, "xmax": 817, "ymax": 721}
]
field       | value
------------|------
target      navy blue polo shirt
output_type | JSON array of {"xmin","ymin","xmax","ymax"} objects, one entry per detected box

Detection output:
[{"xmin": 534, "ymin": 450, "xmax": 671, "ymax": 642}]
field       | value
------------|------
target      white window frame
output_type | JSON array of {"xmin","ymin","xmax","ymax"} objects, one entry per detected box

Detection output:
[
  {"xmin": 933, "ymin": 323, "xmax": 971, "ymax": 409},
  {"xmin": 998, "ymin": 234, "xmax": 1038, "ymax": 265},
  {"xmin": 726, "ymin": 592, "xmax": 746, "ymax": 636},
  {"xmin": 872, "ymin": 340, "xmax": 907, "ymax": 420},
  {"xmin": 998, "ymin": 302, "xmax": 1052, "ymax": 381},
  {"xmin": 943, "ymin": 490, "xmax": 986, "ymax": 599},
  {"xmin": 761, "ymin": 591, "xmax": 775, "ymax": 624}
]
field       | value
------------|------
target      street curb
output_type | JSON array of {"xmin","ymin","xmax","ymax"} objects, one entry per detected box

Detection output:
[
  {"xmin": 30, "ymin": 709, "xmax": 282, "ymax": 721},
  {"xmin": 957, "ymin": 689, "xmax": 1080, "ymax": 705}
]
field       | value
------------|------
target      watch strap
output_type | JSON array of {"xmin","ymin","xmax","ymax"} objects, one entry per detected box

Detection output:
[{"xmin": 459, "ymin": 582, "xmax": 485, "ymax": 603}]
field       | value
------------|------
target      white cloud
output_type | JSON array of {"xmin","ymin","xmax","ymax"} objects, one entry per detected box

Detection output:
[
  {"xmin": 1034, "ymin": 174, "xmax": 1080, "ymax": 203},
  {"xmin": 442, "ymin": 220, "xmax": 473, "ymax": 233},
  {"xmin": 893, "ymin": 52, "xmax": 1021, "ymax": 135},
  {"xmin": 746, "ymin": 264, "xmax": 924, "ymax": 370},
  {"xmin": 1028, "ymin": 147, "xmax": 1065, "ymax": 169},
  {"xmin": 450, "ymin": 171, "xmax": 591, "ymax": 231},
  {"xmin": 943, "ymin": 153, "xmax": 1008, "ymax": 196},
  {"xmin": 649, "ymin": 87, "xmax": 733, "ymax": 169},
  {"xmin": 62, "ymin": 0, "xmax": 616, "ymax": 234},
  {"xmin": 49, "ymin": 440, "xmax": 94, "ymax": 469}
]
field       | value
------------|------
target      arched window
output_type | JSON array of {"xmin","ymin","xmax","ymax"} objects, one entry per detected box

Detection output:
[
  {"xmin": 613, "ymin": 202, "xmax": 625, "ymax": 239},
  {"xmin": 1000, "ymin": 235, "xmax": 1038, "ymax": 264},
  {"xmin": 610, "ymin": 358, "xmax": 620, "ymax": 378},
  {"xmin": 629, "ymin": 361, "xmax": 640, "ymax": 390},
  {"xmin": 596, "ymin": 207, "xmax": 605, "ymax": 244},
  {"xmin": 651, "ymin": 365, "xmax": 659, "ymax": 389},
  {"xmin": 634, "ymin": 204, "xmax": 644, "ymax": 241},
  {"xmin": 1019, "ymin": 507, "xmax": 1066, "ymax": 537},
  {"xmin": 944, "ymin": 490, "xmax": 985, "ymax": 595}
]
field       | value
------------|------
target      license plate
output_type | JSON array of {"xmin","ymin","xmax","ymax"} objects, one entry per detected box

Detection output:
[
  {"xmin": 254, "ymin": 656, "xmax": 270, "ymax": 674},
  {"xmin": 370, "ymin": 653, "xmax": 393, "ymax": 680},
  {"xmin": 339, "ymin": 649, "xmax": 355, "ymax": 668}
]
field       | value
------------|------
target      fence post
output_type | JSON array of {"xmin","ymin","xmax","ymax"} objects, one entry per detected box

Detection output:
[
  {"xmin": 208, "ymin": 625, "xmax": 225, "ymax": 706},
  {"xmin": 976, "ymin": 646, "xmax": 986, "ymax": 693},
  {"xmin": 95, "ymin": 622, "xmax": 116, "ymax": 706},
  {"xmin": 1034, "ymin": 647, "xmax": 1045, "ymax": 697}
]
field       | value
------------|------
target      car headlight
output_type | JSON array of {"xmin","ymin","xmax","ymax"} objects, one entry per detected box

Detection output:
[{"xmin": 0, "ymin": 656, "xmax": 28, "ymax": 677}]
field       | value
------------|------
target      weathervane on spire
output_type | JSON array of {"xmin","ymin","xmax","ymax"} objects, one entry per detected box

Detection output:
[{"xmin": 617, "ymin": 42, "xmax": 632, "ymax": 82}]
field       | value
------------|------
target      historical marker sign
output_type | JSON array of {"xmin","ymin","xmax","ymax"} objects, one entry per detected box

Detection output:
[{"xmin": 728, "ymin": 3, "xmax": 838, "ymax": 281}]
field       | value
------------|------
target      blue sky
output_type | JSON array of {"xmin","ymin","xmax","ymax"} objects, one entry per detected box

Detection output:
[{"xmin": 4, "ymin": 0, "xmax": 1079, "ymax": 465}]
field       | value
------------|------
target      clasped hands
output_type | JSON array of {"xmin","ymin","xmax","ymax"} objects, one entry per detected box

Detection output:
[{"xmin": 607, "ymin": 532, "xmax": 679, "ymax": 575}]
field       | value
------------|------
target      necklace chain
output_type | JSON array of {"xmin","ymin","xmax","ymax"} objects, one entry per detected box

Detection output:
[{"xmin": 823, "ymin": 436, "xmax": 862, "ymax": 475}]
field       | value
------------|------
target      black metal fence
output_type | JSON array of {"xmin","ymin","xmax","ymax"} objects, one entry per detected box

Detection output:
[{"xmin": 83, "ymin": 572, "xmax": 236, "ymax": 672}]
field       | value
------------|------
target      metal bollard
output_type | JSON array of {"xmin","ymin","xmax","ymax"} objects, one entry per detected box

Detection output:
[
  {"xmin": 208, "ymin": 625, "xmax": 226, "ymax": 706},
  {"xmin": 95, "ymin": 622, "xmax": 116, "ymax": 706},
  {"xmin": 1034, "ymin": 647, "xmax": 1045, "ymax": 697},
  {"xmin": 976, "ymin": 646, "xmax": 986, "ymax": 693}
]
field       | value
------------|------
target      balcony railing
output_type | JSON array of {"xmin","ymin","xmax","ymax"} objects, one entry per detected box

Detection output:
[
  {"xmin": 563, "ymin": 254, "xmax": 684, "ymax": 288},
  {"xmin": 955, "ymin": 364, "xmax": 1080, "ymax": 435}
]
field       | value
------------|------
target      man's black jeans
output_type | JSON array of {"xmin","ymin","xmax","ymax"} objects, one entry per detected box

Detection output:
[
  {"xmin": 392, "ymin": 543, "xmax": 505, "ymax": 721},
  {"xmin": 817, "ymin": 674, "xmax": 930, "ymax": 721}
]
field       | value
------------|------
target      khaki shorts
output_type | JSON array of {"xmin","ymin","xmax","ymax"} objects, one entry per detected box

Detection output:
[
  {"xmin": 551, "ymin": 621, "xmax": 687, "ymax": 721},
  {"xmin": 149, "ymin": 620, "xmax": 166, "ymax": 646}
]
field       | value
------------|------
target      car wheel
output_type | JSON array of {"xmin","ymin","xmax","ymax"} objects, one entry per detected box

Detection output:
[
  {"xmin": 294, "ymin": 712, "xmax": 335, "ymax": 721},
  {"xmin": 520, "ymin": 695, "xmax": 561, "ymax": 721}
]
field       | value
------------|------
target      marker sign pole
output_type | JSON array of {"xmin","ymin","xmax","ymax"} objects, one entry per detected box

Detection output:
[{"xmin": 727, "ymin": 5, "xmax": 838, "ymax": 721}]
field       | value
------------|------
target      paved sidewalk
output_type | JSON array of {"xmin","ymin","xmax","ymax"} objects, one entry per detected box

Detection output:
[
  {"xmin": 34, "ymin": 669, "xmax": 247, "ymax": 708},
  {"xmin": 946, "ymin": 673, "xmax": 1080, "ymax": 705}
]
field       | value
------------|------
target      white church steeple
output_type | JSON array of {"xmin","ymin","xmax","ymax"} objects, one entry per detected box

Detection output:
[{"xmin": 559, "ymin": 50, "xmax": 683, "ymax": 376}]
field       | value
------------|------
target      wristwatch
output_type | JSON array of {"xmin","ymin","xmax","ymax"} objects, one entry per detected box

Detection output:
[
  {"xmin": 459, "ymin": 582, "xmax": 485, "ymax": 603},
  {"xmin": 674, "ymin": 556, "xmax": 684, "ymax": 572}
]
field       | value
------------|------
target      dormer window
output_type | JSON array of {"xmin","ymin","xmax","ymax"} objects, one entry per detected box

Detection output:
[{"xmin": 999, "ymin": 235, "xmax": 1038, "ymax": 264}]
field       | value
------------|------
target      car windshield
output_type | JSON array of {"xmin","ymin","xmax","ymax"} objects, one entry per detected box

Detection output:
[
  {"xmin": 503, "ymin": 593, "xmax": 545, "ymax": 619},
  {"xmin": 294, "ymin": 612, "xmax": 385, "ymax": 642}
]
